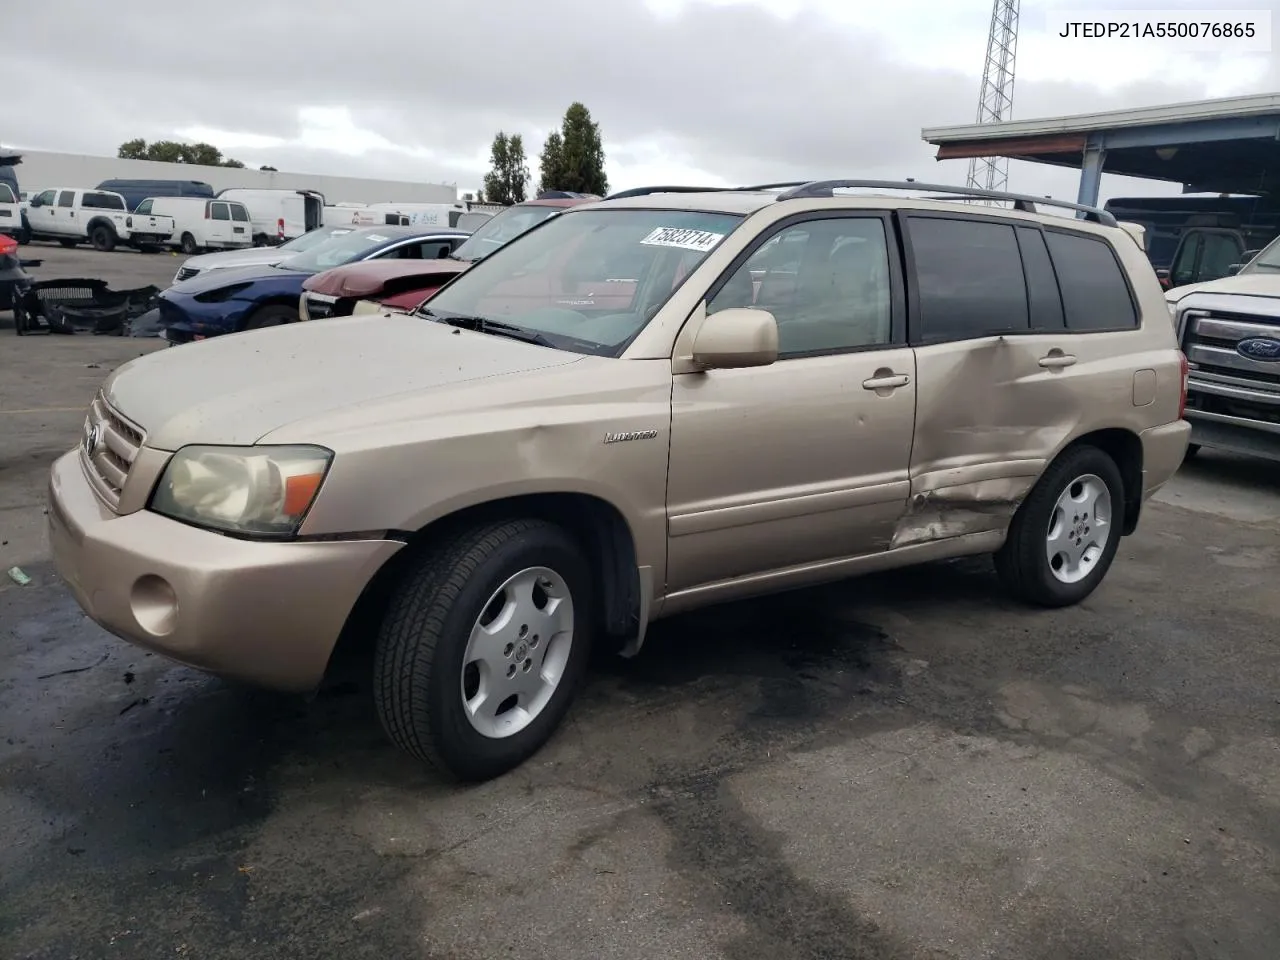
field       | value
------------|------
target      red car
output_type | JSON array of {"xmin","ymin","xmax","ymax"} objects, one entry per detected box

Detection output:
[{"xmin": 299, "ymin": 194, "xmax": 597, "ymax": 320}]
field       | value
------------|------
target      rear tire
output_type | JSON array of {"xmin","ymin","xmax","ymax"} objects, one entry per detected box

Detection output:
[
  {"xmin": 994, "ymin": 444, "xmax": 1126, "ymax": 608},
  {"xmin": 90, "ymin": 225, "xmax": 116, "ymax": 252},
  {"xmin": 180, "ymin": 233, "xmax": 199, "ymax": 255},
  {"xmin": 373, "ymin": 519, "xmax": 595, "ymax": 782},
  {"xmin": 241, "ymin": 305, "xmax": 296, "ymax": 330}
]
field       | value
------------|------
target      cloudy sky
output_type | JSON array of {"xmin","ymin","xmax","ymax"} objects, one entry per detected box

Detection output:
[{"xmin": 6, "ymin": 0, "xmax": 1278, "ymax": 202}]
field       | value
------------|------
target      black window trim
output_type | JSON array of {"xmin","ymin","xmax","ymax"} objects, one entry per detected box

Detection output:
[
  {"xmin": 698, "ymin": 209, "xmax": 908, "ymax": 361},
  {"xmin": 1013, "ymin": 224, "xmax": 1067, "ymax": 332},
  {"xmin": 1041, "ymin": 223, "xmax": 1142, "ymax": 333},
  {"xmin": 899, "ymin": 209, "xmax": 1143, "ymax": 343}
]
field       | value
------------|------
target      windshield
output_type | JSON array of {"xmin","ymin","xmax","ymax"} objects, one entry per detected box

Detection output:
[
  {"xmin": 451, "ymin": 204, "xmax": 567, "ymax": 262},
  {"xmin": 277, "ymin": 226, "xmax": 354, "ymax": 254},
  {"xmin": 276, "ymin": 230, "xmax": 392, "ymax": 273},
  {"xmin": 1239, "ymin": 234, "xmax": 1280, "ymax": 273},
  {"xmin": 420, "ymin": 208, "xmax": 744, "ymax": 356}
]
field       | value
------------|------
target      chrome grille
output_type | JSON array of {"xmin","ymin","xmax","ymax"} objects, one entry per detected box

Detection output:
[
  {"xmin": 81, "ymin": 391, "xmax": 145, "ymax": 510},
  {"xmin": 1182, "ymin": 309, "xmax": 1280, "ymax": 388},
  {"xmin": 174, "ymin": 266, "xmax": 199, "ymax": 283}
]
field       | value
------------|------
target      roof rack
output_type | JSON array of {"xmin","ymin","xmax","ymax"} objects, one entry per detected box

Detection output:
[
  {"xmin": 773, "ymin": 179, "xmax": 1117, "ymax": 226},
  {"xmin": 603, "ymin": 185, "xmax": 738, "ymax": 200}
]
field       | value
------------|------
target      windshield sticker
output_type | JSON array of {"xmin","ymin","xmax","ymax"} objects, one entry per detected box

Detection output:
[
  {"xmin": 639, "ymin": 227, "xmax": 725, "ymax": 253},
  {"xmin": 365, "ymin": 233, "xmax": 388, "ymax": 242}
]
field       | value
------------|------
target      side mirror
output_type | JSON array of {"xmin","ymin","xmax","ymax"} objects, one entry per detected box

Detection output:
[
  {"xmin": 28, "ymin": 197, "xmax": 43, "ymax": 208},
  {"xmin": 691, "ymin": 307, "xmax": 778, "ymax": 369}
]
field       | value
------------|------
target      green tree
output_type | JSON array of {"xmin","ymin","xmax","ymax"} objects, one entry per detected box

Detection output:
[
  {"xmin": 114, "ymin": 138, "xmax": 245, "ymax": 167},
  {"xmin": 539, "ymin": 103, "xmax": 608, "ymax": 196},
  {"xmin": 117, "ymin": 138, "xmax": 148, "ymax": 160},
  {"xmin": 537, "ymin": 130, "xmax": 564, "ymax": 195},
  {"xmin": 481, "ymin": 131, "xmax": 530, "ymax": 205}
]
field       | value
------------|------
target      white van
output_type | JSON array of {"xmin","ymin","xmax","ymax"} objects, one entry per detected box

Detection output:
[
  {"xmin": 322, "ymin": 203, "xmax": 398, "ymax": 228},
  {"xmin": 139, "ymin": 196, "xmax": 253, "ymax": 254},
  {"xmin": 364, "ymin": 202, "xmax": 468, "ymax": 228},
  {"xmin": 215, "ymin": 188, "xmax": 325, "ymax": 245}
]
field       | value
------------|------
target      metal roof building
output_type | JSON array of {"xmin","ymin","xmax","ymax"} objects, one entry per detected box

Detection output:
[{"xmin": 921, "ymin": 93, "xmax": 1280, "ymax": 206}]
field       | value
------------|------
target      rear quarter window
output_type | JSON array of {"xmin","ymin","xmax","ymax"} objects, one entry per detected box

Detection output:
[{"xmin": 1044, "ymin": 230, "xmax": 1138, "ymax": 331}]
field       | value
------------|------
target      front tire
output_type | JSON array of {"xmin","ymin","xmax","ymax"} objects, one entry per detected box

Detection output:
[
  {"xmin": 994, "ymin": 444, "xmax": 1126, "ymax": 608},
  {"xmin": 373, "ymin": 519, "xmax": 594, "ymax": 782},
  {"xmin": 241, "ymin": 304, "xmax": 296, "ymax": 330}
]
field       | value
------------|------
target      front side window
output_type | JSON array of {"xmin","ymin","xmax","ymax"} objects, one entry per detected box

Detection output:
[
  {"xmin": 57, "ymin": 191, "xmax": 76, "ymax": 208},
  {"xmin": 423, "ymin": 208, "xmax": 744, "ymax": 355},
  {"xmin": 135, "ymin": 199, "xmax": 153, "ymax": 215},
  {"xmin": 707, "ymin": 216, "xmax": 894, "ymax": 357},
  {"xmin": 908, "ymin": 216, "xmax": 1029, "ymax": 342},
  {"xmin": 34, "ymin": 190, "xmax": 55, "ymax": 206}
]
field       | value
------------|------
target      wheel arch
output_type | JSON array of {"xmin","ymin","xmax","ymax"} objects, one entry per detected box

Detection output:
[
  {"xmin": 1060, "ymin": 427, "xmax": 1144, "ymax": 536},
  {"xmin": 327, "ymin": 491, "xmax": 645, "ymax": 678},
  {"xmin": 85, "ymin": 215, "xmax": 118, "ymax": 236}
]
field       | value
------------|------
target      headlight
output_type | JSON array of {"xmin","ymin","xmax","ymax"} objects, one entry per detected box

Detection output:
[{"xmin": 150, "ymin": 444, "xmax": 332, "ymax": 537}]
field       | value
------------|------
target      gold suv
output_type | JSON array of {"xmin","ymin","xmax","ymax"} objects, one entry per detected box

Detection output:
[{"xmin": 47, "ymin": 180, "xmax": 1191, "ymax": 781}]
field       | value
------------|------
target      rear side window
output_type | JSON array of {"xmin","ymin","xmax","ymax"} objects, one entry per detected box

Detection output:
[
  {"xmin": 907, "ymin": 216, "xmax": 1028, "ymax": 341},
  {"xmin": 210, "ymin": 202, "xmax": 231, "ymax": 221},
  {"xmin": 1043, "ymin": 230, "xmax": 1138, "ymax": 330},
  {"xmin": 1014, "ymin": 227, "xmax": 1065, "ymax": 329},
  {"xmin": 230, "ymin": 204, "xmax": 249, "ymax": 222},
  {"xmin": 0, "ymin": 184, "xmax": 14, "ymax": 203}
]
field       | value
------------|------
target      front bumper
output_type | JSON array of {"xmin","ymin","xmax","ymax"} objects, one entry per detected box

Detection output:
[
  {"xmin": 157, "ymin": 293, "xmax": 251, "ymax": 342},
  {"xmin": 47, "ymin": 450, "xmax": 403, "ymax": 692}
]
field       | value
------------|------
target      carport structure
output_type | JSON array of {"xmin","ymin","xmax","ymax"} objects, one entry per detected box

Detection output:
[{"xmin": 920, "ymin": 93, "xmax": 1280, "ymax": 206}]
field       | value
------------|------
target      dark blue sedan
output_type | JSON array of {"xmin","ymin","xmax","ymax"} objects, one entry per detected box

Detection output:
[{"xmin": 159, "ymin": 226, "xmax": 470, "ymax": 344}]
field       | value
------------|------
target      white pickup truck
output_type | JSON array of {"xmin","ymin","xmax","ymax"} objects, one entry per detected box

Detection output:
[{"xmin": 24, "ymin": 188, "xmax": 176, "ymax": 252}]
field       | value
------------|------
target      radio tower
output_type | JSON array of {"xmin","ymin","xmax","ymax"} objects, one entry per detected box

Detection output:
[{"xmin": 966, "ymin": 0, "xmax": 1020, "ymax": 193}]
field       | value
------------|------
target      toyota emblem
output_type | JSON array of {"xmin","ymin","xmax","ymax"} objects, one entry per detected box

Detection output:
[{"xmin": 84, "ymin": 422, "xmax": 104, "ymax": 456}]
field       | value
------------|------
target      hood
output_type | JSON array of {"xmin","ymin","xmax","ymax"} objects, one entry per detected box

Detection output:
[
  {"xmin": 169, "ymin": 262, "xmax": 307, "ymax": 296},
  {"xmin": 1167, "ymin": 272, "xmax": 1280, "ymax": 303},
  {"xmin": 101, "ymin": 312, "xmax": 582, "ymax": 450},
  {"xmin": 303, "ymin": 259, "xmax": 468, "ymax": 298},
  {"xmin": 181, "ymin": 246, "xmax": 288, "ymax": 272}
]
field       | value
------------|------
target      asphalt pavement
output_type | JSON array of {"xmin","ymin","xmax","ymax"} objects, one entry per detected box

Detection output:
[{"xmin": 1, "ymin": 247, "xmax": 1278, "ymax": 959}]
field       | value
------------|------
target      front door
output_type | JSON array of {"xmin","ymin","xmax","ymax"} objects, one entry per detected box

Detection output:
[{"xmin": 666, "ymin": 213, "xmax": 916, "ymax": 592}]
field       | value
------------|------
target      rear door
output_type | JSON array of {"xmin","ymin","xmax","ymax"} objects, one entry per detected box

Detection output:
[
  {"xmin": 228, "ymin": 202, "xmax": 251, "ymax": 244},
  {"xmin": 54, "ymin": 189, "xmax": 79, "ymax": 236},
  {"xmin": 904, "ymin": 214, "xmax": 1144, "ymax": 546},
  {"xmin": 207, "ymin": 201, "xmax": 233, "ymax": 244}
]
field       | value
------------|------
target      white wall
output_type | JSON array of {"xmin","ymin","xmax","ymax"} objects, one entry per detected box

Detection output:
[{"xmin": 7, "ymin": 150, "xmax": 458, "ymax": 205}]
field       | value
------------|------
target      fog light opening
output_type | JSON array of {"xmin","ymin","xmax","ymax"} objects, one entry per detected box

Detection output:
[{"xmin": 131, "ymin": 574, "xmax": 179, "ymax": 637}]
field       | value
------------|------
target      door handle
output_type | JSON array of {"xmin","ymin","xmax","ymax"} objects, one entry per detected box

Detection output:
[
  {"xmin": 862, "ymin": 372, "xmax": 911, "ymax": 390},
  {"xmin": 1039, "ymin": 353, "xmax": 1077, "ymax": 369}
]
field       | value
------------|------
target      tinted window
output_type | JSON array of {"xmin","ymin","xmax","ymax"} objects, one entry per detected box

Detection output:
[
  {"xmin": 1043, "ymin": 230, "xmax": 1138, "ymax": 330},
  {"xmin": 135, "ymin": 199, "xmax": 153, "ymax": 215},
  {"xmin": 57, "ymin": 191, "xmax": 75, "ymax": 208},
  {"xmin": 708, "ymin": 216, "xmax": 893, "ymax": 357},
  {"xmin": 230, "ymin": 204, "xmax": 249, "ymax": 222},
  {"xmin": 211, "ymin": 202, "xmax": 230, "ymax": 221},
  {"xmin": 1014, "ymin": 227, "xmax": 1065, "ymax": 330},
  {"xmin": 908, "ymin": 216, "xmax": 1028, "ymax": 341},
  {"xmin": 81, "ymin": 192, "xmax": 125, "ymax": 210}
]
